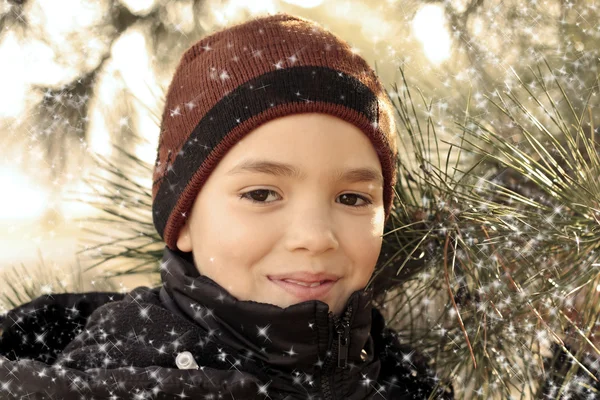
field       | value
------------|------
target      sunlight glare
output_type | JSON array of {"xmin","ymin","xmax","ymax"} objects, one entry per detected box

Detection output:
[
  {"xmin": 0, "ymin": 166, "xmax": 49, "ymax": 220},
  {"xmin": 212, "ymin": 0, "xmax": 277, "ymax": 26},
  {"xmin": 412, "ymin": 4, "xmax": 451, "ymax": 64},
  {"xmin": 0, "ymin": 32, "xmax": 27, "ymax": 118},
  {"xmin": 281, "ymin": 0, "xmax": 324, "ymax": 7}
]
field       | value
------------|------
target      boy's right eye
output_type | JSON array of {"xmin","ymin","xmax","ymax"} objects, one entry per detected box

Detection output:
[{"xmin": 239, "ymin": 189, "xmax": 280, "ymax": 204}]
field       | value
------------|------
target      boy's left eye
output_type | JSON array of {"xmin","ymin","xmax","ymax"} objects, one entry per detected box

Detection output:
[
  {"xmin": 338, "ymin": 193, "xmax": 371, "ymax": 207},
  {"xmin": 238, "ymin": 189, "xmax": 372, "ymax": 208}
]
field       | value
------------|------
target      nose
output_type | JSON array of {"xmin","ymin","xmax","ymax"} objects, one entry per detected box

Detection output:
[{"xmin": 284, "ymin": 206, "xmax": 339, "ymax": 255}]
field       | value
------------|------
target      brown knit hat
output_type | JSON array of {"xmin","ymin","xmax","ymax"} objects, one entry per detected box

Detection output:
[{"xmin": 152, "ymin": 13, "xmax": 398, "ymax": 251}]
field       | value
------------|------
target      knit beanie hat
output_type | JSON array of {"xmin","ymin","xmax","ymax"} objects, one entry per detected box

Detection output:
[{"xmin": 152, "ymin": 13, "xmax": 398, "ymax": 251}]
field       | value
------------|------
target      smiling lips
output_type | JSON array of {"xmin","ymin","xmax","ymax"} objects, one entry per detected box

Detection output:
[
  {"xmin": 280, "ymin": 279, "xmax": 326, "ymax": 287},
  {"xmin": 267, "ymin": 271, "xmax": 340, "ymax": 283},
  {"xmin": 268, "ymin": 272, "xmax": 339, "ymax": 302}
]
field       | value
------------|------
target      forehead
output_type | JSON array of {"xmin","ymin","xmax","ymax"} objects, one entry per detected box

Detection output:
[
  {"xmin": 230, "ymin": 114, "xmax": 377, "ymax": 151},
  {"xmin": 214, "ymin": 113, "xmax": 383, "ymax": 179}
]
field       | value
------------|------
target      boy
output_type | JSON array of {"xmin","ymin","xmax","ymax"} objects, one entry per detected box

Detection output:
[{"xmin": 0, "ymin": 13, "xmax": 452, "ymax": 399}]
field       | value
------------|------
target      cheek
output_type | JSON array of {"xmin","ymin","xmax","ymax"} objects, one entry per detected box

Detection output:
[
  {"xmin": 361, "ymin": 208, "xmax": 385, "ymax": 254},
  {"xmin": 358, "ymin": 234, "xmax": 383, "ymax": 271},
  {"xmin": 213, "ymin": 204, "xmax": 279, "ymax": 255},
  {"xmin": 192, "ymin": 201, "xmax": 277, "ymax": 275},
  {"xmin": 370, "ymin": 208, "xmax": 386, "ymax": 236},
  {"xmin": 344, "ymin": 217, "xmax": 384, "ymax": 275},
  {"xmin": 196, "ymin": 197, "xmax": 252, "ymax": 248}
]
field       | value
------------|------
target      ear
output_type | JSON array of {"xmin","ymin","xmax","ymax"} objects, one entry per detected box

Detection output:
[{"xmin": 176, "ymin": 221, "xmax": 193, "ymax": 252}]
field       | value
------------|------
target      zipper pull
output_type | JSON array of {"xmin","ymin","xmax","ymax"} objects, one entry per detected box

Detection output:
[
  {"xmin": 337, "ymin": 322, "xmax": 350, "ymax": 369},
  {"xmin": 336, "ymin": 306, "xmax": 353, "ymax": 369}
]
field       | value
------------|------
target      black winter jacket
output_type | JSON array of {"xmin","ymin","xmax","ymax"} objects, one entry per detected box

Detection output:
[{"xmin": 0, "ymin": 247, "xmax": 453, "ymax": 399}]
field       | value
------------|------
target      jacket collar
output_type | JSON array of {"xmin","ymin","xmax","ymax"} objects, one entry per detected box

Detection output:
[{"xmin": 159, "ymin": 246, "xmax": 378, "ymax": 376}]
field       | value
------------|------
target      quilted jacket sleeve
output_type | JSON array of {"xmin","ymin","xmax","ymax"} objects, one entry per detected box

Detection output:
[
  {"xmin": 0, "ymin": 290, "xmax": 269, "ymax": 400},
  {"xmin": 0, "ymin": 354, "xmax": 267, "ymax": 400},
  {"xmin": 0, "ymin": 291, "xmax": 125, "ymax": 364}
]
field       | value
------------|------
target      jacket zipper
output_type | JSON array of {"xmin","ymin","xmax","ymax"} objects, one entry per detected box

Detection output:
[{"xmin": 319, "ymin": 305, "xmax": 353, "ymax": 400}]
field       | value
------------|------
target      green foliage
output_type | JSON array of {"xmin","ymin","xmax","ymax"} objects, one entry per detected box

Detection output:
[
  {"xmin": 0, "ymin": 251, "xmax": 117, "ymax": 312},
  {"xmin": 370, "ymin": 62, "xmax": 600, "ymax": 398}
]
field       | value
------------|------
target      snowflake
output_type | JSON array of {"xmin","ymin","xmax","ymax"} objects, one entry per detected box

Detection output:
[
  {"xmin": 138, "ymin": 306, "xmax": 153, "ymax": 322},
  {"xmin": 170, "ymin": 106, "xmax": 181, "ymax": 117},
  {"xmin": 285, "ymin": 346, "xmax": 297, "ymax": 357},
  {"xmin": 41, "ymin": 284, "xmax": 53, "ymax": 294},
  {"xmin": 257, "ymin": 381, "xmax": 271, "ymax": 397},
  {"xmin": 256, "ymin": 324, "xmax": 272, "ymax": 343}
]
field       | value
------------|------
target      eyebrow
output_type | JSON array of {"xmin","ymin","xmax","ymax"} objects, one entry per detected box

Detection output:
[{"xmin": 226, "ymin": 159, "xmax": 384, "ymax": 185}]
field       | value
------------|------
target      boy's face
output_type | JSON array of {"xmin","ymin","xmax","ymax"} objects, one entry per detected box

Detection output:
[{"xmin": 176, "ymin": 113, "xmax": 385, "ymax": 316}]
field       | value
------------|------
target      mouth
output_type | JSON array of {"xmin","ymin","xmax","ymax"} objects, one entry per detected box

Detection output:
[{"xmin": 268, "ymin": 277, "xmax": 338, "ymax": 302}]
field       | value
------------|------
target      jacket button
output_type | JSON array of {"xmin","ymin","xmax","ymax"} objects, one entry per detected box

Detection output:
[
  {"xmin": 176, "ymin": 351, "xmax": 199, "ymax": 370},
  {"xmin": 360, "ymin": 349, "xmax": 367, "ymax": 362}
]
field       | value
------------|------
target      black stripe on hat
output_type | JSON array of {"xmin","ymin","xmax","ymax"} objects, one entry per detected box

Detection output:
[{"xmin": 153, "ymin": 65, "xmax": 379, "ymax": 238}]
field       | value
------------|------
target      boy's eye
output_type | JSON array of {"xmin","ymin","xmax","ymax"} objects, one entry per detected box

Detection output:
[
  {"xmin": 241, "ymin": 189, "xmax": 279, "ymax": 203},
  {"xmin": 238, "ymin": 189, "xmax": 372, "ymax": 208},
  {"xmin": 338, "ymin": 193, "xmax": 370, "ymax": 207}
]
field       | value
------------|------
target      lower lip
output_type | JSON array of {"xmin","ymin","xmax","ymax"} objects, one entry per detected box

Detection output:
[{"xmin": 268, "ymin": 277, "xmax": 337, "ymax": 302}]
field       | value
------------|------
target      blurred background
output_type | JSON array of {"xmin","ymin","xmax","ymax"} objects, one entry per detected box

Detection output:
[{"xmin": 0, "ymin": 0, "xmax": 597, "ymax": 295}]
